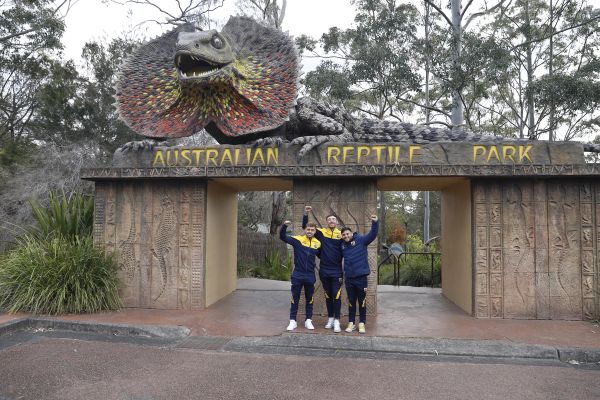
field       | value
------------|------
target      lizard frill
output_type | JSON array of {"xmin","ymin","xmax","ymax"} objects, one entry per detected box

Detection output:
[{"xmin": 115, "ymin": 17, "xmax": 300, "ymax": 140}]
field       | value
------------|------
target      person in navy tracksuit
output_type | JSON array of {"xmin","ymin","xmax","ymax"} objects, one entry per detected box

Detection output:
[
  {"xmin": 280, "ymin": 220, "xmax": 321, "ymax": 331},
  {"xmin": 340, "ymin": 215, "xmax": 378, "ymax": 334},
  {"xmin": 302, "ymin": 205, "xmax": 343, "ymax": 333}
]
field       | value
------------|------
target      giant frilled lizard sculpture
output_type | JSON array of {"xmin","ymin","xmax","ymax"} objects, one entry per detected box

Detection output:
[{"xmin": 116, "ymin": 16, "xmax": 600, "ymax": 157}]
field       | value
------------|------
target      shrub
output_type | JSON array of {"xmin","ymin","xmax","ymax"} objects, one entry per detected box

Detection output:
[
  {"xmin": 237, "ymin": 250, "xmax": 292, "ymax": 281},
  {"xmin": 257, "ymin": 250, "xmax": 292, "ymax": 281},
  {"xmin": 28, "ymin": 191, "xmax": 94, "ymax": 241},
  {"xmin": 378, "ymin": 234, "xmax": 442, "ymax": 287},
  {"xmin": 0, "ymin": 235, "xmax": 122, "ymax": 315}
]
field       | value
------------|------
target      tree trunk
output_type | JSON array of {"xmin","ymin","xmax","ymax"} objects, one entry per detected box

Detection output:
[
  {"xmin": 451, "ymin": 0, "xmax": 464, "ymax": 132},
  {"xmin": 548, "ymin": 0, "xmax": 554, "ymax": 141},
  {"xmin": 269, "ymin": 191, "xmax": 286, "ymax": 235},
  {"xmin": 525, "ymin": 0, "xmax": 536, "ymax": 139}
]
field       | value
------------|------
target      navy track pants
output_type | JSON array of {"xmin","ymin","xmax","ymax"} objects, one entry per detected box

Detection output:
[
  {"xmin": 346, "ymin": 275, "xmax": 368, "ymax": 324},
  {"xmin": 290, "ymin": 279, "xmax": 315, "ymax": 321},
  {"xmin": 320, "ymin": 275, "xmax": 342, "ymax": 319}
]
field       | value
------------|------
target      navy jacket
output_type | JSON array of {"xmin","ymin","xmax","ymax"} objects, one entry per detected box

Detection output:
[
  {"xmin": 302, "ymin": 214, "xmax": 343, "ymax": 278},
  {"xmin": 280, "ymin": 224, "xmax": 321, "ymax": 283},
  {"xmin": 341, "ymin": 221, "xmax": 379, "ymax": 278}
]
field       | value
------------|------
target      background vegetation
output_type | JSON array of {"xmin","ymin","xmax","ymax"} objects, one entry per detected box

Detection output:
[
  {"xmin": 0, "ymin": 191, "xmax": 121, "ymax": 314},
  {"xmin": 1, "ymin": 1, "xmax": 598, "ymax": 286}
]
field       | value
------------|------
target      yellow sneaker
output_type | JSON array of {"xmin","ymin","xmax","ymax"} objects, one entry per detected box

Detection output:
[
  {"xmin": 358, "ymin": 322, "xmax": 366, "ymax": 334},
  {"xmin": 345, "ymin": 322, "xmax": 356, "ymax": 333}
]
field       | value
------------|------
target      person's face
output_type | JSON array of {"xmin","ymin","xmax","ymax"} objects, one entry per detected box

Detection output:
[
  {"xmin": 326, "ymin": 215, "xmax": 338, "ymax": 229},
  {"xmin": 305, "ymin": 226, "xmax": 316, "ymax": 238},
  {"xmin": 341, "ymin": 230, "xmax": 353, "ymax": 242}
]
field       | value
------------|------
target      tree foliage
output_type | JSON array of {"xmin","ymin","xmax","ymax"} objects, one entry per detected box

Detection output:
[{"xmin": 300, "ymin": 0, "xmax": 421, "ymax": 119}]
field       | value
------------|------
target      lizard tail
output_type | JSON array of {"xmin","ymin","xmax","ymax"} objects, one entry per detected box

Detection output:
[{"xmin": 153, "ymin": 254, "xmax": 168, "ymax": 302}]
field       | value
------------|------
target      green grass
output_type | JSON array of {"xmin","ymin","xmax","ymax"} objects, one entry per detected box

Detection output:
[{"xmin": 0, "ymin": 235, "xmax": 122, "ymax": 315}]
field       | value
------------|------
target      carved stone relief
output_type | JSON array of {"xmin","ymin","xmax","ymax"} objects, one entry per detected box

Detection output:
[
  {"xmin": 473, "ymin": 179, "xmax": 596, "ymax": 320},
  {"xmin": 93, "ymin": 181, "xmax": 206, "ymax": 310}
]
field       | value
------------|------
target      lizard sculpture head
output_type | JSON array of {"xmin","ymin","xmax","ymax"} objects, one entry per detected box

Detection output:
[{"xmin": 116, "ymin": 16, "xmax": 299, "ymax": 143}]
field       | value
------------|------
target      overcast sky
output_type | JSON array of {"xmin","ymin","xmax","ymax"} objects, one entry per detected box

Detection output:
[{"xmin": 62, "ymin": 0, "xmax": 357, "ymax": 70}]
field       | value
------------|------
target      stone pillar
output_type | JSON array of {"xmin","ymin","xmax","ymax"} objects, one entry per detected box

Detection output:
[
  {"xmin": 93, "ymin": 180, "xmax": 207, "ymax": 310},
  {"xmin": 205, "ymin": 181, "xmax": 238, "ymax": 307},
  {"xmin": 473, "ymin": 178, "xmax": 598, "ymax": 320},
  {"xmin": 292, "ymin": 178, "xmax": 378, "ymax": 317},
  {"xmin": 440, "ymin": 179, "xmax": 472, "ymax": 314}
]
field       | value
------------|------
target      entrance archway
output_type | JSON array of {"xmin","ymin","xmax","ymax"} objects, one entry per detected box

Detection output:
[{"xmin": 85, "ymin": 140, "xmax": 600, "ymax": 320}]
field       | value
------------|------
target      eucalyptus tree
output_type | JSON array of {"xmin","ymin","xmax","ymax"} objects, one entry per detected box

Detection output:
[
  {"xmin": 299, "ymin": 0, "xmax": 421, "ymax": 121},
  {"xmin": 235, "ymin": 0, "xmax": 286, "ymax": 29},
  {"xmin": 0, "ymin": 0, "xmax": 68, "ymax": 156},
  {"xmin": 485, "ymin": 0, "xmax": 600, "ymax": 140},
  {"xmin": 103, "ymin": 0, "xmax": 225, "ymax": 27}
]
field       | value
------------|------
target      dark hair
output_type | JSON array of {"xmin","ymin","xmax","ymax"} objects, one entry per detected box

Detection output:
[
  {"xmin": 325, "ymin": 214, "xmax": 337, "ymax": 220},
  {"xmin": 306, "ymin": 222, "xmax": 317, "ymax": 228},
  {"xmin": 341, "ymin": 227, "xmax": 352, "ymax": 234}
]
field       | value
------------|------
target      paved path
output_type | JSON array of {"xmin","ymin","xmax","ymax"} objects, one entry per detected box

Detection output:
[
  {"xmin": 6, "ymin": 284, "xmax": 597, "ymax": 348},
  {"xmin": 0, "ymin": 335, "xmax": 598, "ymax": 400}
]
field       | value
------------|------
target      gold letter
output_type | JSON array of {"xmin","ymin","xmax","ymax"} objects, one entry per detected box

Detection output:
[
  {"xmin": 409, "ymin": 145, "xmax": 422, "ymax": 163},
  {"xmin": 473, "ymin": 145, "xmax": 486, "ymax": 162},
  {"xmin": 181, "ymin": 149, "xmax": 192, "ymax": 166},
  {"xmin": 486, "ymin": 145, "xmax": 500, "ymax": 162},
  {"xmin": 166, "ymin": 149, "xmax": 179, "ymax": 167},
  {"xmin": 357, "ymin": 146, "xmax": 371, "ymax": 163},
  {"xmin": 234, "ymin": 148, "xmax": 241, "ymax": 165},
  {"xmin": 192, "ymin": 149, "xmax": 203, "ymax": 166},
  {"xmin": 152, "ymin": 150, "xmax": 165, "ymax": 167},
  {"xmin": 342, "ymin": 146, "xmax": 355, "ymax": 163},
  {"xmin": 327, "ymin": 146, "xmax": 341, "ymax": 163},
  {"xmin": 220, "ymin": 149, "xmax": 233, "ymax": 165},
  {"xmin": 206, "ymin": 149, "xmax": 218, "ymax": 166},
  {"xmin": 267, "ymin": 148, "xmax": 279, "ymax": 165},
  {"xmin": 519, "ymin": 144, "xmax": 533, "ymax": 162},
  {"xmin": 502, "ymin": 146, "xmax": 516, "ymax": 163},
  {"xmin": 372, "ymin": 145, "xmax": 385, "ymax": 163},
  {"xmin": 252, "ymin": 148, "xmax": 265, "ymax": 165}
]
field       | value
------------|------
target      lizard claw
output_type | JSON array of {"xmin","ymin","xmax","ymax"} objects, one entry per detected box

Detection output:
[
  {"xmin": 115, "ymin": 139, "xmax": 164, "ymax": 155},
  {"xmin": 252, "ymin": 137, "xmax": 287, "ymax": 147}
]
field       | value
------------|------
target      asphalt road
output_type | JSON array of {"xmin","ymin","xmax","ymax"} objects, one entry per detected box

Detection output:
[{"xmin": 1, "ymin": 335, "xmax": 599, "ymax": 400}]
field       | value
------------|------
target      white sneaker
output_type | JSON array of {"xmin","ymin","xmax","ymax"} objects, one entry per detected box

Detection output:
[
  {"xmin": 325, "ymin": 317, "xmax": 334, "ymax": 329},
  {"xmin": 345, "ymin": 322, "xmax": 356, "ymax": 333},
  {"xmin": 286, "ymin": 320, "xmax": 297, "ymax": 331},
  {"xmin": 358, "ymin": 322, "xmax": 366, "ymax": 334},
  {"xmin": 304, "ymin": 319, "xmax": 315, "ymax": 330},
  {"xmin": 333, "ymin": 319, "xmax": 341, "ymax": 333}
]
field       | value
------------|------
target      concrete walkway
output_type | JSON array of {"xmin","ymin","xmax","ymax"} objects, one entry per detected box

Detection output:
[{"xmin": 1, "ymin": 279, "xmax": 600, "ymax": 350}]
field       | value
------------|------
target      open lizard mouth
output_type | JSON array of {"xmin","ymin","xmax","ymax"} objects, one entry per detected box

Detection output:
[{"xmin": 175, "ymin": 52, "xmax": 226, "ymax": 80}]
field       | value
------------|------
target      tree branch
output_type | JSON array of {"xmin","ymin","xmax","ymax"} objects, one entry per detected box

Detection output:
[
  {"xmin": 513, "ymin": 13, "xmax": 600, "ymax": 50},
  {"xmin": 463, "ymin": 0, "xmax": 510, "ymax": 30},
  {"xmin": 397, "ymin": 96, "xmax": 451, "ymax": 118},
  {"xmin": 423, "ymin": 0, "xmax": 453, "ymax": 27}
]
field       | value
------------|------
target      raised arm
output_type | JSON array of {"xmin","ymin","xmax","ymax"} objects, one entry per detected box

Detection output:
[
  {"xmin": 279, "ymin": 221, "xmax": 298, "ymax": 246},
  {"xmin": 302, "ymin": 205, "xmax": 311, "ymax": 229},
  {"xmin": 363, "ymin": 215, "xmax": 379, "ymax": 245}
]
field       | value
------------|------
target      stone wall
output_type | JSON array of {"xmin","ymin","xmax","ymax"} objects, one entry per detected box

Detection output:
[
  {"xmin": 473, "ymin": 179, "xmax": 599, "ymax": 320},
  {"xmin": 94, "ymin": 180, "xmax": 206, "ymax": 310},
  {"xmin": 292, "ymin": 178, "xmax": 378, "ymax": 316}
]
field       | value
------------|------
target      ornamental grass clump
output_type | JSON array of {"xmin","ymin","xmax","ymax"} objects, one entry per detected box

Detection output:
[
  {"xmin": 28, "ymin": 191, "xmax": 94, "ymax": 241},
  {"xmin": 0, "ymin": 235, "xmax": 122, "ymax": 315}
]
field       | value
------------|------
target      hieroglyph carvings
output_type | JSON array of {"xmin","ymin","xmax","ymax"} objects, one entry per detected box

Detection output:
[
  {"xmin": 93, "ymin": 181, "xmax": 207, "ymax": 309},
  {"xmin": 473, "ymin": 179, "xmax": 598, "ymax": 320}
]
